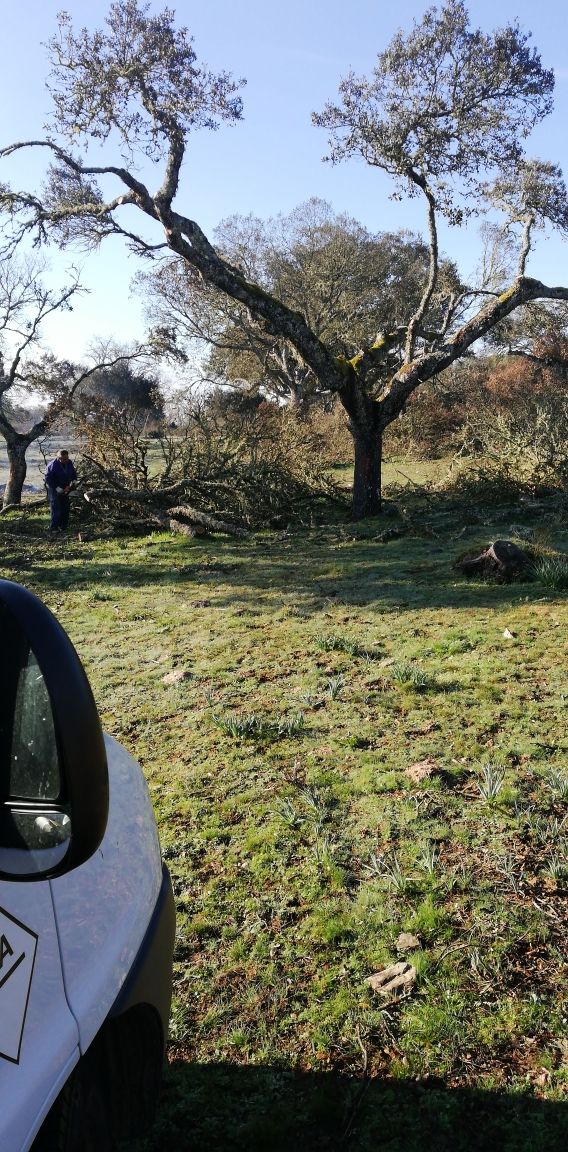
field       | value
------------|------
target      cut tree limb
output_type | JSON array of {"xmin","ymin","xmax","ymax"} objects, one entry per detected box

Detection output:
[
  {"xmin": 366, "ymin": 962, "xmax": 417, "ymax": 998},
  {"xmin": 81, "ymin": 487, "xmax": 250, "ymax": 537},
  {"xmin": 166, "ymin": 505, "xmax": 249, "ymax": 537}
]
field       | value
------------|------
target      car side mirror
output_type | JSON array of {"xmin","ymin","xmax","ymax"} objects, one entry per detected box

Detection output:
[{"xmin": 0, "ymin": 580, "xmax": 109, "ymax": 880}]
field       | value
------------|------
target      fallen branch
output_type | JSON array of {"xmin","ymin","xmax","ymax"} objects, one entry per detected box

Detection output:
[
  {"xmin": 166, "ymin": 504, "xmax": 249, "ymax": 538},
  {"xmin": 0, "ymin": 497, "xmax": 47, "ymax": 514},
  {"xmin": 79, "ymin": 486, "xmax": 250, "ymax": 538}
]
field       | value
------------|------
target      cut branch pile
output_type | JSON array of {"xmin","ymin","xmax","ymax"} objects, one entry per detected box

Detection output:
[
  {"xmin": 79, "ymin": 482, "xmax": 250, "ymax": 537},
  {"xmin": 74, "ymin": 406, "xmax": 343, "ymax": 536}
]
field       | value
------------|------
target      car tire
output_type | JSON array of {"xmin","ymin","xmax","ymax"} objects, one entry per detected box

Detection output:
[
  {"xmin": 32, "ymin": 1036, "xmax": 113, "ymax": 1152},
  {"xmin": 33, "ymin": 1006, "xmax": 164, "ymax": 1151}
]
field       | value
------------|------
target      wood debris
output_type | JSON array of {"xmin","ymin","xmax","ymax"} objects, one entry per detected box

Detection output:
[{"xmin": 366, "ymin": 962, "xmax": 417, "ymax": 998}]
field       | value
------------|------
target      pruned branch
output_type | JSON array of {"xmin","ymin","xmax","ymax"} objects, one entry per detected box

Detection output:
[{"xmin": 166, "ymin": 505, "xmax": 249, "ymax": 537}]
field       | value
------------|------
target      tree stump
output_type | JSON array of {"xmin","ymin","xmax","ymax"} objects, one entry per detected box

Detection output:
[{"xmin": 456, "ymin": 540, "xmax": 532, "ymax": 582}]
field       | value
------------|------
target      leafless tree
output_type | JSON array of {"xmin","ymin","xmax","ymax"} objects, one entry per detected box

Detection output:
[{"xmin": 0, "ymin": 258, "xmax": 147, "ymax": 506}]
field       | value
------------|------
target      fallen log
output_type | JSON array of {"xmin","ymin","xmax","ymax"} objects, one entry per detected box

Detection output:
[
  {"xmin": 148, "ymin": 508, "xmax": 207, "ymax": 538},
  {"xmin": 0, "ymin": 497, "xmax": 47, "ymax": 515},
  {"xmin": 81, "ymin": 487, "xmax": 250, "ymax": 538},
  {"xmin": 166, "ymin": 505, "xmax": 249, "ymax": 538}
]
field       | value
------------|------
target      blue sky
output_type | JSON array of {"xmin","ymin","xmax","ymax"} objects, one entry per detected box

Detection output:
[{"xmin": 1, "ymin": 0, "xmax": 567, "ymax": 362}]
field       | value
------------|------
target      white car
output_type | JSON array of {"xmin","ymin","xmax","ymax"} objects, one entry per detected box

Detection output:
[{"xmin": 0, "ymin": 579, "xmax": 175, "ymax": 1151}]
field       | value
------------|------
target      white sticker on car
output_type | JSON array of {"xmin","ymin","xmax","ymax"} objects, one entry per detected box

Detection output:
[{"xmin": 0, "ymin": 907, "xmax": 38, "ymax": 1064}]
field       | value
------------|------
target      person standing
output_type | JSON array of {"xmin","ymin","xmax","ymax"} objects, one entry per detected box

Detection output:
[{"xmin": 45, "ymin": 449, "xmax": 78, "ymax": 531}]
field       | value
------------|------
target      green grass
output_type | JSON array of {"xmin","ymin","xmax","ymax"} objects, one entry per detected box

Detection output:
[{"xmin": 2, "ymin": 477, "xmax": 568, "ymax": 1150}]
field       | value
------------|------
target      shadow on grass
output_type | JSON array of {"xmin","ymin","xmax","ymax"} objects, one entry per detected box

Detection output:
[
  {"xmin": 8, "ymin": 532, "xmax": 557, "ymax": 616},
  {"xmin": 3, "ymin": 489, "xmax": 567, "ymax": 614},
  {"xmin": 144, "ymin": 1062, "xmax": 568, "ymax": 1152}
]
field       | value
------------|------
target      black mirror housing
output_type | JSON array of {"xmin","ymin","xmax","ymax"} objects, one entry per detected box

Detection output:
[{"xmin": 0, "ymin": 579, "xmax": 109, "ymax": 879}]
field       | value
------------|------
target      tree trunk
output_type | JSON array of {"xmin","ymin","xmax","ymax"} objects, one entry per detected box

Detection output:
[
  {"xmin": 2, "ymin": 435, "xmax": 31, "ymax": 508},
  {"xmin": 351, "ymin": 426, "xmax": 383, "ymax": 518},
  {"xmin": 338, "ymin": 379, "xmax": 385, "ymax": 519}
]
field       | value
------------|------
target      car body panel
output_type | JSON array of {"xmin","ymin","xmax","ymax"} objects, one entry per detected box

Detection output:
[
  {"xmin": 50, "ymin": 735, "xmax": 163, "ymax": 1054},
  {"xmin": 0, "ymin": 882, "xmax": 79, "ymax": 1152}
]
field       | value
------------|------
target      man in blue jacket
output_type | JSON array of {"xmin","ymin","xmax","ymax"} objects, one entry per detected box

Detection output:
[{"xmin": 45, "ymin": 449, "xmax": 78, "ymax": 531}]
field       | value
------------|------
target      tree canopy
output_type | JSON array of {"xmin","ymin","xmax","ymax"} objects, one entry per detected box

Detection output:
[
  {"xmin": 314, "ymin": 1, "xmax": 556, "ymax": 222},
  {"xmin": 75, "ymin": 359, "xmax": 164, "ymax": 421},
  {"xmin": 142, "ymin": 198, "xmax": 462, "ymax": 405}
]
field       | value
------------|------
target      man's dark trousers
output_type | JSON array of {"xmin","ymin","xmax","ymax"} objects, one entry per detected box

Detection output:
[{"xmin": 49, "ymin": 490, "xmax": 71, "ymax": 530}]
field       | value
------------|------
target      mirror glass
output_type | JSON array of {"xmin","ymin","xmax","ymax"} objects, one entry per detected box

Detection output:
[
  {"xmin": 0, "ymin": 603, "xmax": 71, "ymax": 875},
  {"xmin": 0, "ymin": 809, "xmax": 71, "ymax": 875},
  {"xmin": 10, "ymin": 648, "xmax": 61, "ymax": 800}
]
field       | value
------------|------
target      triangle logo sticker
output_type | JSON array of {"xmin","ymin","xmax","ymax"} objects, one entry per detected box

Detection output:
[{"xmin": 0, "ymin": 907, "xmax": 38, "ymax": 1064}]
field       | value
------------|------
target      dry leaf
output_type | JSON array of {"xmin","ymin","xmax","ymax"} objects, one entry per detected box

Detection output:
[
  {"xmin": 405, "ymin": 757, "xmax": 436, "ymax": 784},
  {"xmin": 396, "ymin": 932, "xmax": 420, "ymax": 952},
  {"xmin": 162, "ymin": 669, "xmax": 191, "ymax": 685}
]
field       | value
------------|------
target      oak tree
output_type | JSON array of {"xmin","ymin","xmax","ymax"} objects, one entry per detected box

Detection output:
[
  {"xmin": 2, "ymin": 0, "xmax": 568, "ymax": 516},
  {"xmin": 142, "ymin": 198, "xmax": 461, "ymax": 409}
]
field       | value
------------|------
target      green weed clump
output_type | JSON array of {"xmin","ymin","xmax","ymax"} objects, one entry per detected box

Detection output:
[
  {"xmin": 211, "ymin": 710, "xmax": 305, "ymax": 742},
  {"xmin": 315, "ymin": 631, "xmax": 361, "ymax": 655},
  {"xmin": 546, "ymin": 768, "xmax": 568, "ymax": 802},
  {"xmin": 389, "ymin": 662, "xmax": 437, "ymax": 692},
  {"xmin": 325, "ymin": 674, "xmax": 345, "ymax": 700},
  {"xmin": 475, "ymin": 763, "xmax": 506, "ymax": 804},
  {"xmin": 531, "ymin": 553, "xmax": 568, "ymax": 590}
]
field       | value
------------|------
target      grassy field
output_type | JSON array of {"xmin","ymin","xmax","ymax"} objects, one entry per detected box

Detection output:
[{"xmin": 2, "ymin": 471, "xmax": 568, "ymax": 1150}]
